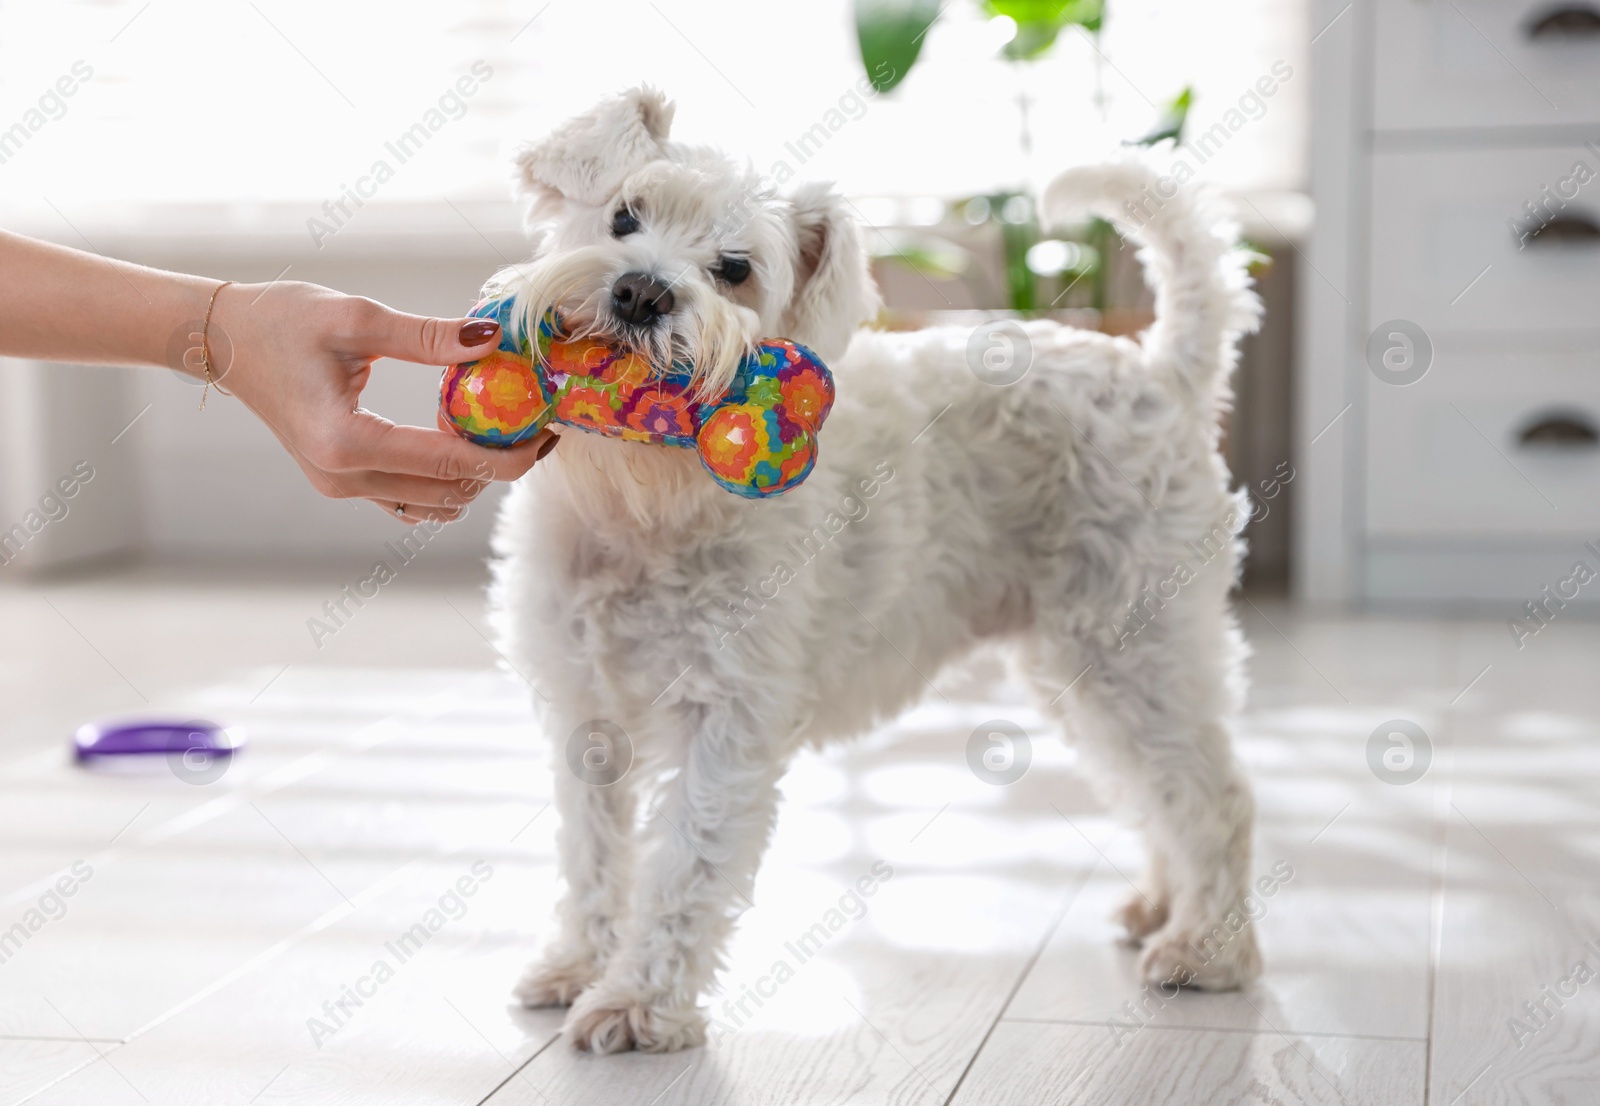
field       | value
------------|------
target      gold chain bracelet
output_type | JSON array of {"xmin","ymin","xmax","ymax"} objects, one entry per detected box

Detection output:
[{"xmin": 199, "ymin": 280, "xmax": 234, "ymax": 411}]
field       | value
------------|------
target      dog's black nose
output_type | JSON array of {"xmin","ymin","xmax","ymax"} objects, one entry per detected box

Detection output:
[{"xmin": 611, "ymin": 272, "xmax": 675, "ymax": 326}]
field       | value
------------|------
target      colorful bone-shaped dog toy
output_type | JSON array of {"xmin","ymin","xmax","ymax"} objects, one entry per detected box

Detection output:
[{"xmin": 439, "ymin": 297, "xmax": 834, "ymax": 498}]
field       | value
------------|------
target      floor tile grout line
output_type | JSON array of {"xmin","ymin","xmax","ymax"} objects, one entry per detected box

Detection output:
[
  {"xmin": 40, "ymin": 1000, "xmax": 147, "ymax": 1105},
  {"xmin": 472, "ymin": 1029, "xmax": 564, "ymax": 1106},
  {"xmin": 940, "ymin": 858, "xmax": 1100, "ymax": 1105},
  {"xmin": 1236, "ymin": 994, "xmax": 1356, "ymax": 1106},
  {"xmin": 10, "ymin": 1038, "xmax": 128, "ymax": 1105},
  {"xmin": 999, "ymin": 1017, "xmax": 1430, "ymax": 1044}
]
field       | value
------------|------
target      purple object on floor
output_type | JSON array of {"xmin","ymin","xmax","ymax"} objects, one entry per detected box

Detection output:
[{"xmin": 73, "ymin": 718, "xmax": 245, "ymax": 761}]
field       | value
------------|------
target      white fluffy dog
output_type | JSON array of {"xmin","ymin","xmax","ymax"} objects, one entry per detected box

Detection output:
[{"xmin": 488, "ymin": 87, "xmax": 1263, "ymax": 1054}]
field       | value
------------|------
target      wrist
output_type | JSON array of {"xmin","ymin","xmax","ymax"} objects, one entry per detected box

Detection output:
[{"xmin": 164, "ymin": 277, "xmax": 235, "ymax": 381}]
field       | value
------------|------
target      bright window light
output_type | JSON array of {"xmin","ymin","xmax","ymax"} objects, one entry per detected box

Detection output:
[{"xmin": 0, "ymin": 0, "xmax": 1305, "ymax": 220}]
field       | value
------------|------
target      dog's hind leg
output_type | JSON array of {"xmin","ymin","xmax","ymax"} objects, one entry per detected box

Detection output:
[
  {"xmin": 515, "ymin": 710, "xmax": 639, "ymax": 1008},
  {"xmin": 563, "ymin": 703, "xmax": 785, "ymax": 1053},
  {"xmin": 1030, "ymin": 591, "xmax": 1259, "ymax": 991},
  {"xmin": 1027, "ymin": 644, "xmax": 1173, "ymax": 943}
]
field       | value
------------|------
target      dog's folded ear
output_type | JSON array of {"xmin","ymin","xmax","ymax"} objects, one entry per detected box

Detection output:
[
  {"xmin": 781, "ymin": 183, "xmax": 881, "ymax": 363},
  {"xmin": 514, "ymin": 86, "xmax": 675, "ymax": 207}
]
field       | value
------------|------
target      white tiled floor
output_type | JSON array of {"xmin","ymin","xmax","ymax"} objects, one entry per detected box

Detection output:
[{"xmin": 0, "ymin": 564, "xmax": 1593, "ymax": 1105}]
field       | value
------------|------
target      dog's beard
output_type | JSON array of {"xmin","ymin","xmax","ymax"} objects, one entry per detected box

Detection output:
[{"xmin": 488, "ymin": 250, "xmax": 754, "ymax": 400}]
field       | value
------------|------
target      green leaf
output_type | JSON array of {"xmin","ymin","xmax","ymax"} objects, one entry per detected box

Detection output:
[
  {"xmin": 984, "ymin": 0, "xmax": 1103, "ymax": 33},
  {"xmin": 854, "ymin": 0, "xmax": 942, "ymax": 94},
  {"xmin": 1001, "ymin": 21, "xmax": 1064, "ymax": 60},
  {"xmin": 1127, "ymin": 85, "xmax": 1193, "ymax": 147}
]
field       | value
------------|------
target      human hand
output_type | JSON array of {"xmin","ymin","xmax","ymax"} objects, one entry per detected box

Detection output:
[{"xmin": 205, "ymin": 280, "xmax": 553, "ymax": 524}]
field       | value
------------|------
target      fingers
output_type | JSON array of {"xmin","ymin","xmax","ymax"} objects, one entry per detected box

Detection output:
[
  {"xmin": 356, "ymin": 420, "xmax": 556, "ymax": 483},
  {"xmin": 370, "ymin": 434, "xmax": 557, "ymax": 523},
  {"xmin": 355, "ymin": 300, "xmax": 503, "ymax": 366},
  {"xmin": 338, "ymin": 470, "xmax": 489, "ymax": 509},
  {"xmin": 370, "ymin": 500, "xmax": 465, "ymax": 526}
]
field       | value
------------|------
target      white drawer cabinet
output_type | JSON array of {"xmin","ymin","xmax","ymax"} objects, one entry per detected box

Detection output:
[
  {"xmin": 1299, "ymin": 0, "xmax": 1600, "ymax": 606},
  {"xmin": 1366, "ymin": 337, "xmax": 1600, "ymax": 538},
  {"xmin": 1374, "ymin": 0, "xmax": 1600, "ymax": 131},
  {"xmin": 1369, "ymin": 146, "xmax": 1600, "ymax": 333}
]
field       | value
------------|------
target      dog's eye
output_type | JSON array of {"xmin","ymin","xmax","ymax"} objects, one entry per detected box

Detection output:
[
  {"xmin": 611, "ymin": 208, "xmax": 640, "ymax": 237},
  {"xmin": 715, "ymin": 256, "xmax": 751, "ymax": 285}
]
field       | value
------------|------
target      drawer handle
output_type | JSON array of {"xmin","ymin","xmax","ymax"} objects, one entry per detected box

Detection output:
[
  {"xmin": 1527, "ymin": 5, "xmax": 1600, "ymax": 37},
  {"xmin": 1518, "ymin": 411, "xmax": 1600, "ymax": 448},
  {"xmin": 1526, "ymin": 213, "xmax": 1600, "ymax": 245}
]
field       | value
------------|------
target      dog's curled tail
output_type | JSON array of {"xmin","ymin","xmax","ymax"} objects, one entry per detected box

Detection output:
[{"xmin": 1041, "ymin": 161, "xmax": 1261, "ymax": 406}]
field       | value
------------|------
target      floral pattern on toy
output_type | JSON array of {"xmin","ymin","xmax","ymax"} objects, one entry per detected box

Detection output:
[
  {"xmin": 438, "ymin": 298, "xmax": 551, "ymax": 447},
  {"xmin": 697, "ymin": 340, "xmax": 834, "ymax": 498},
  {"xmin": 532, "ymin": 309, "xmax": 706, "ymax": 448},
  {"xmin": 439, "ymin": 297, "xmax": 834, "ymax": 498}
]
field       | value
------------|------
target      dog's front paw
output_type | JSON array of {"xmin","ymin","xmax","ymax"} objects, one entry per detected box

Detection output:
[
  {"xmin": 1136, "ymin": 919, "xmax": 1262, "ymax": 991},
  {"xmin": 564, "ymin": 986, "xmax": 705, "ymax": 1054},
  {"xmin": 515, "ymin": 953, "xmax": 601, "ymax": 1008},
  {"xmin": 1113, "ymin": 889, "xmax": 1169, "ymax": 943}
]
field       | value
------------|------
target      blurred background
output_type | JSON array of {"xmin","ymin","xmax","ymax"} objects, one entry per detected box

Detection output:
[{"xmin": 0, "ymin": 0, "xmax": 1307, "ymax": 584}]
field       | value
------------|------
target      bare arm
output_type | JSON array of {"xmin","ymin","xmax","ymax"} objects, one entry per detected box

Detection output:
[
  {"xmin": 0, "ymin": 230, "xmax": 219, "ymax": 366},
  {"xmin": 0, "ymin": 230, "xmax": 552, "ymax": 523}
]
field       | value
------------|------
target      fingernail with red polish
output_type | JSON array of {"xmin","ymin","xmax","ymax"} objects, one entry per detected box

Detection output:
[
  {"xmin": 536, "ymin": 433, "xmax": 559, "ymax": 461},
  {"xmin": 460, "ymin": 320, "xmax": 499, "ymax": 345}
]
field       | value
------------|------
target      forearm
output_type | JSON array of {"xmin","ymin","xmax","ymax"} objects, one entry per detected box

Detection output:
[{"xmin": 0, "ymin": 229, "xmax": 217, "ymax": 371}]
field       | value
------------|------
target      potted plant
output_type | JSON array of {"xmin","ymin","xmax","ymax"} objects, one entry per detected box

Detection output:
[{"xmin": 853, "ymin": 0, "xmax": 1192, "ymax": 333}]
